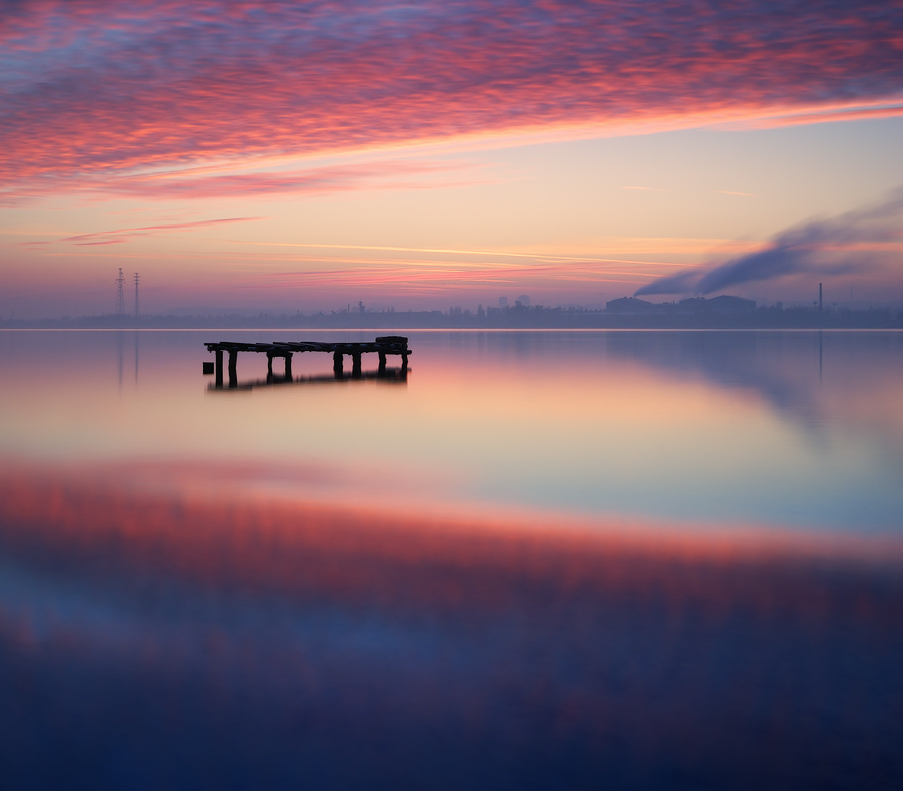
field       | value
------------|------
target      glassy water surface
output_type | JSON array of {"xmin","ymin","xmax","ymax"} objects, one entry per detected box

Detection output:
[
  {"xmin": 1, "ymin": 330, "xmax": 901, "ymax": 790},
  {"xmin": 2, "ymin": 329, "xmax": 901, "ymax": 533}
]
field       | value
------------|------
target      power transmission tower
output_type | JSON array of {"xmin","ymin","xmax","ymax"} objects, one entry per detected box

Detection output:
[
  {"xmin": 134, "ymin": 272, "xmax": 140, "ymax": 318},
  {"xmin": 115, "ymin": 268, "xmax": 125, "ymax": 315}
]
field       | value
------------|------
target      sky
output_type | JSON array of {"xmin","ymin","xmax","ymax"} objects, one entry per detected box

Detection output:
[{"xmin": 1, "ymin": 0, "xmax": 902, "ymax": 318}]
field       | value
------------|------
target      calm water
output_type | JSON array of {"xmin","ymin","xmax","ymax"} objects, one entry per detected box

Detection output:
[
  {"xmin": 2, "ymin": 329, "xmax": 903, "ymax": 532},
  {"xmin": 1, "ymin": 330, "xmax": 901, "ymax": 789}
]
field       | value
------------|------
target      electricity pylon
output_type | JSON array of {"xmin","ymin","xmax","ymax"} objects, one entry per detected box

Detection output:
[{"xmin": 115, "ymin": 268, "xmax": 125, "ymax": 315}]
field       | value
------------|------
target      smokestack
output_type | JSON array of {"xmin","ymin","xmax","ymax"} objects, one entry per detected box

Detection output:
[{"xmin": 819, "ymin": 282, "xmax": 823, "ymax": 311}]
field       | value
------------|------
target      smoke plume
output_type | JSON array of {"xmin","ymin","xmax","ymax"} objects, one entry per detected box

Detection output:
[{"xmin": 636, "ymin": 189, "xmax": 903, "ymax": 296}]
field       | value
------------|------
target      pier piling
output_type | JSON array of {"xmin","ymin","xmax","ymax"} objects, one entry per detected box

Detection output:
[{"xmin": 228, "ymin": 350, "xmax": 238, "ymax": 388}]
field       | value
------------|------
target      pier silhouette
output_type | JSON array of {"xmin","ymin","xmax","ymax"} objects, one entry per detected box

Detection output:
[{"xmin": 204, "ymin": 336, "xmax": 410, "ymax": 389}]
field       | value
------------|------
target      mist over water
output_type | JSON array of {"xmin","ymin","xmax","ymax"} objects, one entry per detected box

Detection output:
[{"xmin": 1, "ymin": 329, "xmax": 902, "ymax": 789}]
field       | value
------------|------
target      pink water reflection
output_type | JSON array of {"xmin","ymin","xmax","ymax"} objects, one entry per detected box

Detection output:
[
  {"xmin": 1, "ymin": 329, "xmax": 901, "ymax": 532},
  {"xmin": 0, "ymin": 462, "xmax": 901, "ymax": 788}
]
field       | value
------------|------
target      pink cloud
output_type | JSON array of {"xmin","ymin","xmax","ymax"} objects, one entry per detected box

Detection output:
[
  {"xmin": 92, "ymin": 159, "xmax": 485, "ymax": 200},
  {"xmin": 1, "ymin": 1, "xmax": 901, "ymax": 197},
  {"xmin": 58, "ymin": 216, "xmax": 261, "ymax": 245}
]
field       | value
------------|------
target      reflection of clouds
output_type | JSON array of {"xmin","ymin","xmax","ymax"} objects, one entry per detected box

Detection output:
[
  {"xmin": 2, "ymin": 329, "xmax": 902, "ymax": 533},
  {"xmin": 407, "ymin": 330, "xmax": 903, "ymax": 453},
  {"xmin": 600, "ymin": 331, "xmax": 903, "ymax": 454},
  {"xmin": 0, "ymin": 467, "xmax": 901, "ymax": 786}
]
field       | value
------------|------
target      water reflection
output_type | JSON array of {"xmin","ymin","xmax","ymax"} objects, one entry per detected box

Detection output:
[
  {"xmin": 0, "ymin": 330, "xmax": 901, "ymax": 531},
  {"xmin": 116, "ymin": 329, "xmax": 123, "ymax": 392},
  {"xmin": 1, "ymin": 331, "xmax": 902, "ymax": 787},
  {"xmin": 593, "ymin": 330, "xmax": 894, "ymax": 418},
  {"xmin": 594, "ymin": 330, "xmax": 903, "ymax": 450},
  {"xmin": 207, "ymin": 366, "xmax": 409, "ymax": 392},
  {"xmin": 113, "ymin": 330, "xmax": 141, "ymax": 392},
  {"xmin": 422, "ymin": 330, "xmax": 903, "ymax": 451},
  {"xmin": 0, "ymin": 465, "xmax": 900, "ymax": 790}
]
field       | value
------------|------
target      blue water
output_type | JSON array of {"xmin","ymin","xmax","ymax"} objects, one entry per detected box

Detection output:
[{"xmin": 0, "ymin": 330, "xmax": 901, "ymax": 790}]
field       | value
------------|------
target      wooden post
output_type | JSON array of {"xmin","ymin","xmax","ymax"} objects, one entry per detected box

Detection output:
[
  {"xmin": 215, "ymin": 349, "xmax": 223, "ymax": 387},
  {"xmin": 228, "ymin": 349, "xmax": 238, "ymax": 388},
  {"xmin": 284, "ymin": 353, "xmax": 293, "ymax": 379},
  {"xmin": 333, "ymin": 351, "xmax": 343, "ymax": 378},
  {"xmin": 378, "ymin": 351, "xmax": 386, "ymax": 375},
  {"xmin": 352, "ymin": 352, "xmax": 362, "ymax": 378},
  {"xmin": 401, "ymin": 352, "xmax": 409, "ymax": 373},
  {"xmin": 267, "ymin": 353, "xmax": 274, "ymax": 377}
]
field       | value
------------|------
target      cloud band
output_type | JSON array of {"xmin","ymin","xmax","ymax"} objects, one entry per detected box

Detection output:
[{"xmin": 2, "ymin": 0, "xmax": 902, "ymax": 193}]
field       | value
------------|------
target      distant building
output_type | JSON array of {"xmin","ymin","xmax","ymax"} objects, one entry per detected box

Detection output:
[
  {"xmin": 678, "ymin": 297, "xmax": 707, "ymax": 311},
  {"xmin": 708, "ymin": 295, "xmax": 756, "ymax": 313},
  {"xmin": 516, "ymin": 294, "xmax": 531, "ymax": 307},
  {"xmin": 605, "ymin": 297, "xmax": 655, "ymax": 313},
  {"xmin": 678, "ymin": 295, "xmax": 756, "ymax": 314},
  {"xmin": 605, "ymin": 294, "xmax": 756, "ymax": 316}
]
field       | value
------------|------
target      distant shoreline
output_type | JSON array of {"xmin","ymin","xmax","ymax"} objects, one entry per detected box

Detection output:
[{"xmin": 3, "ymin": 306, "xmax": 902, "ymax": 331}]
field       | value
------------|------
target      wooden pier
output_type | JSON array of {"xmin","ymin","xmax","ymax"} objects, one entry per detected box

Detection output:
[{"xmin": 204, "ymin": 336, "xmax": 410, "ymax": 388}]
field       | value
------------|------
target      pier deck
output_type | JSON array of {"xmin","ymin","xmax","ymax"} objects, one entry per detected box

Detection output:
[{"xmin": 204, "ymin": 336, "xmax": 410, "ymax": 388}]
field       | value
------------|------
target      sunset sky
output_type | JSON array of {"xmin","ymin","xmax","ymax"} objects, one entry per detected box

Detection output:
[{"xmin": 2, "ymin": 0, "xmax": 902, "ymax": 317}]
